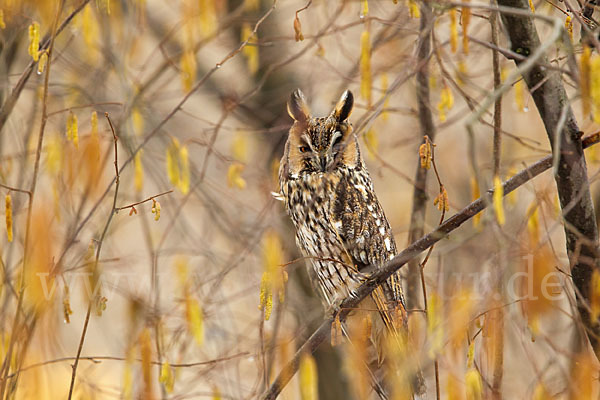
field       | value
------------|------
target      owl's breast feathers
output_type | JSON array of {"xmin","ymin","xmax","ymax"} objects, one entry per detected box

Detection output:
[{"xmin": 281, "ymin": 167, "xmax": 404, "ymax": 309}]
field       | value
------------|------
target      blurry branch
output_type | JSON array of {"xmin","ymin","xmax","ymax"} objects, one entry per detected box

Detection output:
[
  {"xmin": 407, "ymin": 2, "xmax": 438, "ymax": 398},
  {"xmin": 489, "ymin": 3, "xmax": 504, "ymax": 398},
  {"xmin": 0, "ymin": 1, "xmax": 65, "ymax": 397},
  {"xmin": 497, "ymin": 0, "xmax": 600, "ymax": 359},
  {"xmin": 0, "ymin": 0, "xmax": 92, "ymax": 134},
  {"xmin": 0, "ymin": 183, "xmax": 30, "ymax": 196},
  {"xmin": 68, "ymin": 113, "xmax": 119, "ymax": 400},
  {"xmin": 407, "ymin": 1, "xmax": 435, "ymax": 312},
  {"xmin": 46, "ymin": 102, "xmax": 123, "ymax": 117},
  {"xmin": 3, "ymin": 352, "xmax": 250, "ymax": 380},
  {"xmin": 261, "ymin": 132, "xmax": 600, "ymax": 400}
]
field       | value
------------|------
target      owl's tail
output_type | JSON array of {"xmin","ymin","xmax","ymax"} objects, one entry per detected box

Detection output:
[{"xmin": 369, "ymin": 288, "xmax": 427, "ymax": 398}]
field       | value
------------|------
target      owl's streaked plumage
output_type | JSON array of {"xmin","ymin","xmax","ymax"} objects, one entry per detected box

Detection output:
[{"xmin": 279, "ymin": 88, "xmax": 407, "ymax": 330}]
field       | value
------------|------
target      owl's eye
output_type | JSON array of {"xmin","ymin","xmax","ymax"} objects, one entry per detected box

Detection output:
[{"xmin": 299, "ymin": 145, "xmax": 309, "ymax": 153}]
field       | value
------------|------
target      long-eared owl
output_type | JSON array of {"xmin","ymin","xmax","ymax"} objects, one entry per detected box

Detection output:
[{"xmin": 278, "ymin": 88, "xmax": 407, "ymax": 333}]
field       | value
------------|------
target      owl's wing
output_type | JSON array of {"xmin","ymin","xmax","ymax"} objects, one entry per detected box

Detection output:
[{"xmin": 332, "ymin": 172, "xmax": 406, "ymax": 311}]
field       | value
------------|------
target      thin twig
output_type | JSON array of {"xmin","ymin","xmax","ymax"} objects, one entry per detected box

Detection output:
[
  {"xmin": 3, "ymin": 352, "xmax": 250, "ymax": 380},
  {"xmin": 115, "ymin": 190, "xmax": 174, "ymax": 212},
  {"xmin": 67, "ymin": 113, "xmax": 120, "ymax": 400}
]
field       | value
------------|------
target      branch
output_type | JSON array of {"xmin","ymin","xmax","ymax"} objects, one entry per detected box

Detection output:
[
  {"xmin": 67, "ymin": 113, "xmax": 120, "ymax": 400},
  {"xmin": 261, "ymin": 132, "xmax": 600, "ymax": 400},
  {"xmin": 497, "ymin": 0, "xmax": 600, "ymax": 359}
]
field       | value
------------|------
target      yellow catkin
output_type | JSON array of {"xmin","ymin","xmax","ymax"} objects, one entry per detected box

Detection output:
[
  {"xmin": 131, "ymin": 107, "xmax": 144, "ymax": 136},
  {"xmin": 140, "ymin": 328, "xmax": 153, "ymax": 396},
  {"xmin": 465, "ymin": 368, "xmax": 483, "ymax": 400},
  {"xmin": 199, "ymin": 0, "xmax": 217, "ymax": 36},
  {"xmin": 212, "ymin": 386, "xmax": 222, "ymax": 400},
  {"xmin": 227, "ymin": 163, "xmax": 247, "ymax": 189},
  {"xmin": 528, "ymin": 0, "xmax": 535, "ymax": 12},
  {"xmin": 532, "ymin": 383, "xmax": 550, "ymax": 400},
  {"xmin": 419, "ymin": 139, "xmax": 432, "ymax": 169},
  {"xmin": 5, "ymin": 194, "xmax": 12, "ymax": 242},
  {"xmin": 151, "ymin": 199, "xmax": 160, "ymax": 221},
  {"xmin": 450, "ymin": 9, "xmax": 458, "ymax": 53},
  {"xmin": 81, "ymin": 4, "xmax": 99, "ymax": 60},
  {"xmin": 134, "ymin": 151, "xmax": 143, "ymax": 193},
  {"xmin": 0, "ymin": 10, "xmax": 5, "ymax": 29},
  {"xmin": 427, "ymin": 292, "xmax": 443, "ymax": 357},
  {"xmin": 360, "ymin": 29, "xmax": 371, "ymax": 105},
  {"xmin": 361, "ymin": 0, "xmax": 368, "ymax": 16},
  {"xmin": 590, "ymin": 269, "xmax": 600, "ymax": 322},
  {"xmin": 180, "ymin": 50, "xmax": 197, "ymax": 92},
  {"xmin": 433, "ymin": 186, "xmax": 449, "ymax": 212},
  {"xmin": 515, "ymin": 79, "xmax": 525, "ymax": 112},
  {"xmin": 159, "ymin": 361, "xmax": 175, "ymax": 393},
  {"xmin": 565, "ymin": 16, "xmax": 573, "ymax": 41},
  {"xmin": 232, "ymin": 131, "xmax": 248, "ymax": 162},
  {"xmin": 259, "ymin": 231, "xmax": 284, "ymax": 320},
  {"xmin": 37, "ymin": 51, "xmax": 47, "ymax": 74},
  {"xmin": 91, "ymin": 111, "xmax": 98, "ymax": 138},
  {"xmin": 590, "ymin": 54, "xmax": 600, "ymax": 122},
  {"xmin": 28, "ymin": 21, "xmax": 40, "ymax": 61},
  {"xmin": 63, "ymin": 285, "xmax": 73, "ymax": 323},
  {"xmin": 241, "ymin": 23, "xmax": 259, "ymax": 75},
  {"xmin": 299, "ymin": 353, "xmax": 318, "ymax": 400},
  {"xmin": 293, "ymin": 15, "xmax": 304, "ymax": 42},
  {"xmin": 470, "ymin": 176, "xmax": 481, "ymax": 227},
  {"xmin": 244, "ymin": 0, "xmax": 259, "ymax": 11},
  {"xmin": 581, "ymin": 46, "xmax": 591, "ymax": 117},
  {"xmin": 67, "ymin": 112, "xmax": 78, "ymax": 148},
  {"xmin": 462, "ymin": 1, "xmax": 470, "ymax": 54},
  {"xmin": 186, "ymin": 296, "xmax": 204, "ymax": 345},
  {"xmin": 527, "ymin": 202, "xmax": 539, "ymax": 245},
  {"xmin": 166, "ymin": 138, "xmax": 181, "ymax": 188},
  {"xmin": 438, "ymin": 84, "xmax": 454, "ymax": 121},
  {"xmin": 409, "ymin": 0, "xmax": 420, "ymax": 18},
  {"xmin": 363, "ymin": 128, "xmax": 378, "ymax": 159},
  {"xmin": 179, "ymin": 146, "xmax": 190, "ymax": 194},
  {"xmin": 493, "ymin": 175, "xmax": 505, "ymax": 225}
]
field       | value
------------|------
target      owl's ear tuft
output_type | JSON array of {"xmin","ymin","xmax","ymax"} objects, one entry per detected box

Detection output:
[
  {"xmin": 334, "ymin": 90, "xmax": 354, "ymax": 122},
  {"xmin": 287, "ymin": 89, "xmax": 310, "ymax": 122}
]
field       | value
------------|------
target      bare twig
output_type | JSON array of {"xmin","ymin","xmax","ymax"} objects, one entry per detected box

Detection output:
[
  {"xmin": 67, "ymin": 113, "xmax": 120, "ymax": 400},
  {"xmin": 115, "ymin": 190, "xmax": 174, "ymax": 212}
]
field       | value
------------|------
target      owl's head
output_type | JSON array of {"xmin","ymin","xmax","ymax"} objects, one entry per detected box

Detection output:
[{"xmin": 280, "ymin": 89, "xmax": 361, "ymax": 179}]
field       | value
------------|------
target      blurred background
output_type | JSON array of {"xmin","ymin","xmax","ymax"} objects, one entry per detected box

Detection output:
[{"xmin": 0, "ymin": 0, "xmax": 598, "ymax": 398}]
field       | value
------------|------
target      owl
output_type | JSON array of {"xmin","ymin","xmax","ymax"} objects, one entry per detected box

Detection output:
[
  {"xmin": 279, "ymin": 88, "xmax": 404, "ymax": 318},
  {"xmin": 278, "ymin": 89, "xmax": 424, "ymax": 395}
]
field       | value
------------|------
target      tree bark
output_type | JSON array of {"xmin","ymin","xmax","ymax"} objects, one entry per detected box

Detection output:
[
  {"xmin": 498, "ymin": 0, "xmax": 600, "ymax": 357},
  {"xmin": 406, "ymin": 1, "xmax": 435, "ymax": 311}
]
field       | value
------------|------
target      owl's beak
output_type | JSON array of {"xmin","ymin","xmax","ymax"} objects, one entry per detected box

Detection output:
[{"xmin": 319, "ymin": 156, "xmax": 328, "ymax": 172}]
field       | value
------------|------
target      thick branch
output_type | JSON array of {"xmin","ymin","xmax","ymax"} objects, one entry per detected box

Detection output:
[
  {"xmin": 498, "ymin": 0, "xmax": 600, "ymax": 357},
  {"xmin": 261, "ymin": 132, "xmax": 600, "ymax": 400},
  {"xmin": 406, "ymin": 1, "xmax": 436, "ymax": 311}
]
